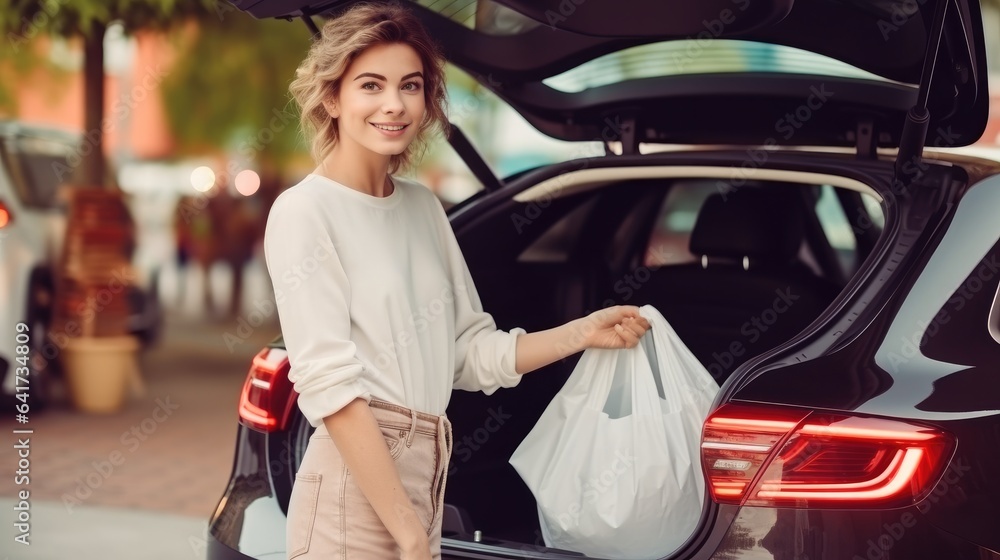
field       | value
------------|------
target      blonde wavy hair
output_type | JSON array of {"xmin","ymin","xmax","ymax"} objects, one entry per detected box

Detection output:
[{"xmin": 289, "ymin": 2, "xmax": 450, "ymax": 174}]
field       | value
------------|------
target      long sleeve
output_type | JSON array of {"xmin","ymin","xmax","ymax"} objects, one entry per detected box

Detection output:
[
  {"xmin": 263, "ymin": 192, "xmax": 371, "ymax": 428},
  {"xmin": 433, "ymin": 201, "xmax": 526, "ymax": 394}
]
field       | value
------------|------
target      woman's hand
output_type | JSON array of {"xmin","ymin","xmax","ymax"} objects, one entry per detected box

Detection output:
[
  {"xmin": 322, "ymin": 401, "xmax": 432, "ymax": 560},
  {"xmin": 394, "ymin": 504, "xmax": 432, "ymax": 560},
  {"xmin": 399, "ymin": 532, "xmax": 432, "ymax": 560},
  {"xmin": 580, "ymin": 305, "xmax": 652, "ymax": 350},
  {"xmin": 510, "ymin": 305, "xmax": 654, "ymax": 375}
]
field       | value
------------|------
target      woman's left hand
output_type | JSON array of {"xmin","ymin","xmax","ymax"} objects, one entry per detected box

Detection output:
[{"xmin": 579, "ymin": 305, "xmax": 652, "ymax": 350}]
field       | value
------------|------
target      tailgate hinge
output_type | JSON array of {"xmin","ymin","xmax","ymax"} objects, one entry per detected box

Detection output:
[
  {"xmin": 620, "ymin": 115, "xmax": 638, "ymax": 156},
  {"xmin": 605, "ymin": 114, "xmax": 639, "ymax": 156},
  {"xmin": 854, "ymin": 118, "xmax": 877, "ymax": 160}
]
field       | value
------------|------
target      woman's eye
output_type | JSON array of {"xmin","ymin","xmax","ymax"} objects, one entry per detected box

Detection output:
[
  {"xmin": 362, "ymin": 81, "xmax": 380, "ymax": 91},
  {"xmin": 403, "ymin": 82, "xmax": 422, "ymax": 92}
]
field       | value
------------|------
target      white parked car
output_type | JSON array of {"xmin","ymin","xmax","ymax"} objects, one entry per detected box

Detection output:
[
  {"xmin": 0, "ymin": 121, "xmax": 78, "ymax": 410},
  {"xmin": 0, "ymin": 121, "xmax": 163, "ymax": 411}
]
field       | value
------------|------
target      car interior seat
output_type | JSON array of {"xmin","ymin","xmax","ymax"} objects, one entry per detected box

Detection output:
[{"xmin": 637, "ymin": 186, "xmax": 842, "ymax": 383}]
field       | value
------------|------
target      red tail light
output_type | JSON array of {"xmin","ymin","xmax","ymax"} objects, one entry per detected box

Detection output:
[
  {"xmin": 0, "ymin": 199, "xmax": 12, "ymax": 228},
  {"xmin": 238, "ymin": 347, "xmax": 296, "ymax": 432},
  {"xmin": 701, "ymin": 403, "xmax": 955, "ymax": 508}
]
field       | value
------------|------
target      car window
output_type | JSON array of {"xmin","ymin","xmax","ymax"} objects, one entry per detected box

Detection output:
[
  {"xmin": 814, "ymin": 184, "xmax": 857, "ymax": 272},
  {"xmin": 424, "ymin": 64, "xmax": 603, "ymax": 205},
  {"xmin": 408, "ymin": 0, "xmax": 540, "ymax": 35},
  {"xmin": 644, "ymin": 180, "xmax": 718, "ymax": 267},
  {"xmin": 543, "ymin": 39, "xmax": 894, "ymax": 93},
  {"xmin": 1, "ymin": 135, "xmax": 78, "ymax": 209},
  {"xmin": 860, "ymin": 191, "xmax": 885, "ymax": 230},
  {"xmin": 643, "ymin": 182, "xmax": 886, "ymax": 276},
  {"xmin": 519, "ymin": 196, "xmax": 600, "ymax": 263}
]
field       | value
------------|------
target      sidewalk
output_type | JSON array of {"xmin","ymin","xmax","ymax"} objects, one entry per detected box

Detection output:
[
  {"xmin": 0, "ymin": 497, "xmax": 208, "ymax": 559},
  {"xmin": 0, "ymin": 258, "xmax": 281, "ymax": 559}
]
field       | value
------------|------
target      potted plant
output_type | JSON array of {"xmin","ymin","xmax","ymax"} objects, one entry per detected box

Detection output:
[
  {"xmin": 0, "ymin": 1, "xmax": 221, "ymax": 412},
  {"xmin": 53, "ymin": 188, "xmax": 142, "ymax": 413}
]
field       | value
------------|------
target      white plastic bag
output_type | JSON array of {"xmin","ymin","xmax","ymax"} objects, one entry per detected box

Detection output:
[{"xmin": 509, "ymin": 304, "xmax": 720, "ymax": 560}]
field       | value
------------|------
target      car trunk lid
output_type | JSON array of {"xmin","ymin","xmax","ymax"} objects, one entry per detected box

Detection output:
[{"xmin": 228, "ymin": 0, "xmax": 989, "ymax": 157}]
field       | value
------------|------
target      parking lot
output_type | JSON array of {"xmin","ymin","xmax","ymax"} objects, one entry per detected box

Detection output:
[{"xmin": 0, "ymin": 258, "xmax": 279, "ymax": 559}]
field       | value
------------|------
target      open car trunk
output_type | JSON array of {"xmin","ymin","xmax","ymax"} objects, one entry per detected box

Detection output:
[
  {"xmin": 224, "ymin": 0, "xmax": 991, "ymax": 555},
  {"xmin": 435, "ymin": 152, "xmax": 896, "ymax": 553},
  {"xmin": 230, "ymin": 0, "xmax": 990, "ymax": 155}
]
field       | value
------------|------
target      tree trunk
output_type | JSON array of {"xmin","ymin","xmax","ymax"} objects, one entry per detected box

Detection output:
[{"xmin": 81, "ymin": 22, "xmax": 106, "ymax": 187}]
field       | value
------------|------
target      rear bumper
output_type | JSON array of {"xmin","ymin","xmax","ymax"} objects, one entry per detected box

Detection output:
[
  {"xmin": 708, "ymin": 504, "xmax": 988, "ymax": 560},
  {"xmin": 207, "ymin": 423, "xmax": 290, "ymax": 560},
  {"xmin": 207, "ymin": 487, "xmax": 288, "ymax": 560},
  {"xmin": 208, "ymin": 422, "xmax": 991, "ymax": 560},
  {"xmin": 208, "ymin": 536, "xmax": 254, "ymax": 560},
  {"xmin": 207, "ymin": 535, "xmax": 258, "ymax": 560}
]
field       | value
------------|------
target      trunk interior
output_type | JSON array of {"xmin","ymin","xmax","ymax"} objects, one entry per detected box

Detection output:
[{"xmin": 439, "ymin": 157, "xmax": 887, "ymax": 553}]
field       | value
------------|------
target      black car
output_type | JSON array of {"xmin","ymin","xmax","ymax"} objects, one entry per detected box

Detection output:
[{"xmin": 209, "ymin": 1, "xmax": 1000, "ymax": 559}]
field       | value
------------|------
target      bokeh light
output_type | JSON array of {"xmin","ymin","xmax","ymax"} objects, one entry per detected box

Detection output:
[
  {"xmin": 190, "ymin": 166, "xmax": 216, "ymax": 192},
  {"xmin": 234, "ymin": 169, "xmax": 261, "ymax": 196}
]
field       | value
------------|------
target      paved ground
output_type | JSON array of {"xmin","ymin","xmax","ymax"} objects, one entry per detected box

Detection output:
[{"xmin": 0, "ymin": 257, "xmax": 280, "ymax": 559}]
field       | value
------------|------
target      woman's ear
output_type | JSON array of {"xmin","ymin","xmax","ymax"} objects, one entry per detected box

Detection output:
[{"xmin": 322, "ymin": 98, "xmax": 339, "ymax": 119}]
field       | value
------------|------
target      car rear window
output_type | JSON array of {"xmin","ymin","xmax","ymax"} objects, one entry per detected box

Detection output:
[
  {"xmin": 543, "ymin": 39, "xmax": 895, "ymax": 93},
  {"xmin": 645, "ymin": 180, "xmax": 721, "ymax": 267},
  {"xmin": 644, "ymin": 180, "xmax": 884, "ymax": 280},
  {"xmin": 429, "ymin": 64, "xmax": 603, "ymax": 204},
  {"xmin": 408, "ymin": 0, "xmax": 541, "ymax": 35}
]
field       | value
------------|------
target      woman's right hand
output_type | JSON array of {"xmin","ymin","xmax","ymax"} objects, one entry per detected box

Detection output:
[
  {"xmin": 321, "ymin": 401, "xmax": 434, "ymax": 560},
  {"xmin": 399, "ymin": 533, "xmax": 432, "ymax": 560},
  {"xmin": 394, "ymin": 501, "xmax": 432, "ymax": 559}
]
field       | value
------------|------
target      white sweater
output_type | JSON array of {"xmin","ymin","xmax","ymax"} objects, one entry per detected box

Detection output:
[{"xmin": 263, "ymin": 173, "xmax": 525, "ymax": 428}]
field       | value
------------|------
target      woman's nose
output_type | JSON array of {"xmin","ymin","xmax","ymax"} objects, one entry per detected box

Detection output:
[{"xmin": 382, "ymin": 91, "xmax": 405, "ymax": 114}]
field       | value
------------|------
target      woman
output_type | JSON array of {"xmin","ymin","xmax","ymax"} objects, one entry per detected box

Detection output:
[{"xmin": 263, "ymin": 3, "xmax": 652, "ymax": 559}]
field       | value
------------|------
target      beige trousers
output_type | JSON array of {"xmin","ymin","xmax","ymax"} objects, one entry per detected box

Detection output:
[{"xmin": 286, "ymin": 397, "xmax": 454, "ymax": 559}]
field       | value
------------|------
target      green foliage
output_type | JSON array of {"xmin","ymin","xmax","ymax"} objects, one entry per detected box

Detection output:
[
  {"xmin": 0, "ymin": 1, "xmax": 310, "ymax": 169},
  {"xmin": 0, "ymin": 0, "xmax": 220, "ymax": 158},
  {"xmin": 0, "ymin": 36, "xmax": 43, "ymax": 114},
  {"xmin": 0, "ymin": 0, "xmax": 219, "ymax": 39},
  {"xmin": 160, "ymin": 10, "xmax": 312, "ymax": 164}
]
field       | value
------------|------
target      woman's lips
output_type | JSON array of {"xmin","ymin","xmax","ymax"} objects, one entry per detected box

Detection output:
[{"xmin": 371, "ymin": 123, "xmax": 408, "ymax": 137}]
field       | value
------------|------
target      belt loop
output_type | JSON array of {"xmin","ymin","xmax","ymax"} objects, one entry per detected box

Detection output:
[{"xmin": 406, "ymin": 408, "xmax": 417, "ymax": 447}]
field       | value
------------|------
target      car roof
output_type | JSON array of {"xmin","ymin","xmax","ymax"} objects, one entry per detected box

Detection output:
[{"xmin": 0, "ymin": 120, "xmax": 81, "ymax": 143}]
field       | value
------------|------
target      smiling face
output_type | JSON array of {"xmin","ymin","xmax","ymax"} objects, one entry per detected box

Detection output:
[{"xmin": 324, "ymin": 42, "xmax": 427, "ymax": 161}]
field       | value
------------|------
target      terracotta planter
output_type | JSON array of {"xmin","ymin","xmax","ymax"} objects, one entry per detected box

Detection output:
[
  {"xmin": 53, "ymin": 187, "xmax": 144, "ymax": 413},
  {"xmin": 62, "ymin": 335, "xmax": 140, "ymax": 414}
]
